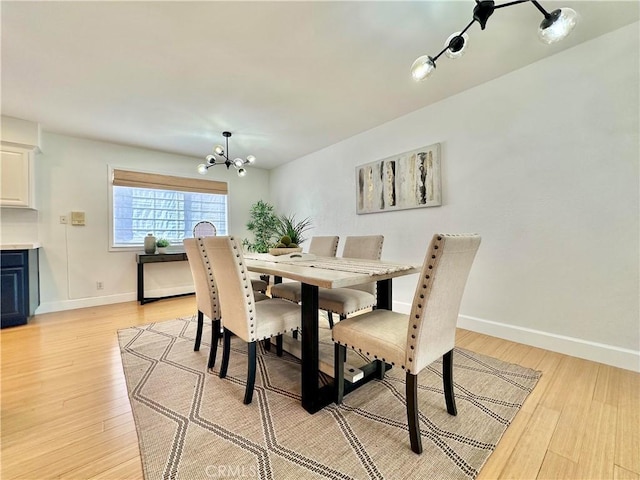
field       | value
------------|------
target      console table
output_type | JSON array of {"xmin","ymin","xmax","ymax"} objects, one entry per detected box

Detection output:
[{"xmin": 136, "ymin": 252, "xmax": 194, "ymax": 305}]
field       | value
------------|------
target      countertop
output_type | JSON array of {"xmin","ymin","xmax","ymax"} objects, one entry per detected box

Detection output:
[{"xmin": 0, "ymin": 243, "xmax": 42, "ymax": 250}]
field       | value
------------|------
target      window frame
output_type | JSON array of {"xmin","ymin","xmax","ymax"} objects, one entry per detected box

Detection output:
[{"xmin": 108, "ymin": 166, "xmax": 228, "ymax": 252}]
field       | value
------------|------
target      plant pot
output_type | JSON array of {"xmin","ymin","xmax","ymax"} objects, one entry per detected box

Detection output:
[{"xmin": 157, "ymin": 247, "xmax": 168, "ymax": 254}]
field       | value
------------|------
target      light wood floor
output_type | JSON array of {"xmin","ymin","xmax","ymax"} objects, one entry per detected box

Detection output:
[{"xmin": 1, "ymin": 297, "xmax": 638, "ymax": 480}]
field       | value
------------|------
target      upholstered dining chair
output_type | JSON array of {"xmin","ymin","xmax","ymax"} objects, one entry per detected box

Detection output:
[
  {"xmin": 270, "ymin": 235, "xmax": 340, "ymax": 303},
  {"xmin": 332, "ymin": 233, "xmax": 481, "ymax": 454},
  {"xmin": 184, "ymin": 238, "xmax": 268, "ymax": 369},
  {"xmin": 316, "ymin": 235, "xmax": 384, "ymax": 328},
  {"xmin": 192, "ymin": 221, "xmax": 268, "ymax": 294},
  {"xmin": 183, "ymin": 238, "xmax": 222, "ymax": 369},
  {"xmin": 202, "ymin": 236, "xmax": 301, "ymax": 405}
]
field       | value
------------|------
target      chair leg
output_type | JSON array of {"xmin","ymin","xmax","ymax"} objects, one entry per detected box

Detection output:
[
  {"xmin": 219, "ymin": 328, "xmax": 232, "ymax": 379},
  {"xmin": 263, "ymin": 339, "xmax": 271, "ymax": 351},
  {"xmin": 327, "ymin": 312, "xmax": 334, "ymax": 329},
  {"xmin": 443, "ymin": 349, "xmax": 457, "ymax": 416},
  {"xmin": 208, "ymin": 319, "xmax": 221, "ymax": 369},
  {"xmin": 406, "ymin": 372, "xmax": 423, "ymax": 454},
  {"xmin": 244, "ymin": 341, "xmax": 257, "ymax": 405},
  {"xmin": 334, "ymin": 343, "xmax": 346, "ymax": 404},
  {"xmin": 276, "ymin": 334, "xmax": 283, "ymax": 356},
  {"xmin": 292, "ymin": 330, "xmax": 298, "ymax": 340},
  {"xmin": 376, "ymin": 360, "xmax": 385, "ymax": 380},
  {"xmin": 194, "ymin": 310, "xmax": 204, "ymax": 351}
]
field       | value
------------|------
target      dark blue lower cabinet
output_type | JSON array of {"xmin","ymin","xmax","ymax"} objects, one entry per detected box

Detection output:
[{"xmin": 1, "ymin": 249, "xmax": 40, "ymax": 328}]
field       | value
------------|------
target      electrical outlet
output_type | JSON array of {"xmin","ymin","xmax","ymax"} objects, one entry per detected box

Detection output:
[
  {"xmin": 60, "ymin": 215, "xmax": 68, "ymax": 224},
  {"xmin": 96, "ymin": 281, "xmax": 104, "ymax": 290}
]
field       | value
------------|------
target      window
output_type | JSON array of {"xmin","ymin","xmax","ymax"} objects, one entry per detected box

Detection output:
[{"xmin": 111, "ymin": 169, "xmax": 228, "ymax": 248}]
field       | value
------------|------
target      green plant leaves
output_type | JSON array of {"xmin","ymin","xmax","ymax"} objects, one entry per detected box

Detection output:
[
  {"xmin": 244, "ymin": 200, "xmax": 280, "ymax": 253},
  {"xmin": 275, "ymin": 214, "xmax": 312, "ymax": 246},
  {"xmin": 244, "ymin": 201, "xmax": 312, "ymax": 253}
]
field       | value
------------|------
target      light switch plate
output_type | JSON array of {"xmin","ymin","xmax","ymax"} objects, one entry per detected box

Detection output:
[{"xmin": 71, "ymin": 211, "xmax": 85, "ymax": 226}]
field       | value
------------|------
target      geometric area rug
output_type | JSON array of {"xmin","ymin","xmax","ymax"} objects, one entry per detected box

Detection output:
[{"xmin": 118, "ymin": 317, "xmax": 541, "ymax": 480}]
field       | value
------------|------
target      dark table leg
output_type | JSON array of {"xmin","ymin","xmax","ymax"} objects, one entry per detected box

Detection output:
[
  {"xmin": 376, "ymin": 279, "xmax": 392, "ymax": 310},
  {"xmin": 137, "ymin": 263, "xmax": 144, "ymax": 304},
  {"xmin": 298, "ymin": 279, "xmax": 394, "ymax": 414},
  {"xmin": 376, "ymin": 278, "xmax": 393, "ymax": 373},
  {"xmin": 300, "ymin": 283, "xmax": 333, "ymax": 413}
]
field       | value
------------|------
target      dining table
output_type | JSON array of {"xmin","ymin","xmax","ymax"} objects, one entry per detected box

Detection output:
[{"xmin": 244, "ymin": 253, "xmax": 420, "ymax": 414}]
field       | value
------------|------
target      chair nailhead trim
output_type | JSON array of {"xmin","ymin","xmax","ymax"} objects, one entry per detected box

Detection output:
[{"xmin": 406, "ymin": 233, "xmax": 445, "ymax": 367}]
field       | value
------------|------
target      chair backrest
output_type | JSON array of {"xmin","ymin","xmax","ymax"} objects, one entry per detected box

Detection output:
[
  {"xmin": 183, "ymin": 238, "xmax": 221, "ymax": 321},
  {"xmin": 308, "ymin": 236, "xmax": 339, "ymax": 257},
  {"xmin": 407, "ymin": 233, "xmax": 481, "ymax": 374},
  {"xmin": 193, "ymin": 221, "xmax": 217, "ymax": 237},
  {"xmin": 342, "ymin": 235, "xmax": 384, "ymax": 295},
  {"xmin": 200, "ymin": 236, "xmax": 256, "ymax": 342}
]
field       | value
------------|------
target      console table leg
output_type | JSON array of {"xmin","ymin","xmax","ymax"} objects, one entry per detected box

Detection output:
[{"xmin": 137, "ymin": 263, "xmax": 144, "ymax": 304}]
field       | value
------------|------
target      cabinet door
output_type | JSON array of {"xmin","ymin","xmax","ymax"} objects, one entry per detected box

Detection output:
[
  {"xmin": 1, "ymin": 266, "xmax": 28, "ymax": 327},
  {"xmin": 1, "ymin": 146, "xmax": 33, "ymax": 208}
]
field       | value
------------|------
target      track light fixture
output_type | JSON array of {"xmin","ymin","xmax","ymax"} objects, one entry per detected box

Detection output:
[
  {"xmin": 197, "ymin": 131, "xmax": 256, "ymax": 178},
  {"xmin": 411, "ymin": 0, "xmax": 578, "ymax": 81}
]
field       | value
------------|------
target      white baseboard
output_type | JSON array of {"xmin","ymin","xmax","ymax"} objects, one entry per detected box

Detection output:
[
  {"xmin": 37, "ymin": 292, "xmax": 136, "ymax": 314},
  {"xmin": 36, "ymin": 286, "xmax": 194, "ymax": 314},
  {"xmin": 392, "ymin": 301, "xmax": 639, "ymax": 372},
  {"xmin": 458, "ymin": 314, "xmax": 639, "ymax": 372}
]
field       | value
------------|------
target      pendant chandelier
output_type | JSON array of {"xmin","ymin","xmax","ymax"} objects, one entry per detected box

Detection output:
[
  {"xmin": 197, "ymin": 131, "xmax": 256, "ymax": 177},
  {"xmin": 411, "ymin": 0, "xmax": 578, "ymax": 81}
]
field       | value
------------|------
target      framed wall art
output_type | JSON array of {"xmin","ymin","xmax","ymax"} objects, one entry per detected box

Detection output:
[{"xmin": 356, "ymin": 143, "xmax": 441, "ymax": 214}]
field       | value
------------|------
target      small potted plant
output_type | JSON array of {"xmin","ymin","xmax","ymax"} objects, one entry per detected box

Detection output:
[
  {"xmin": 275, "ymin": 213, "xmax": 312, "ymax": 247},
  {"xmin": 268, "ymin": 214, "xmax": 312, "ymax": 255},
  {"xmin": 156, "ymin": 238, "xmax": 170, "ymax": 254}
]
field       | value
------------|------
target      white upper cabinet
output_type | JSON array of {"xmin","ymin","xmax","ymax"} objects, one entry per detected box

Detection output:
[
  {"xmin": 1, "ymin": 145, "xmax": 35, "ymax": 208},
  {"xmin": 1, "ymin": 116, "xmax": 41, "ymax": 209}
]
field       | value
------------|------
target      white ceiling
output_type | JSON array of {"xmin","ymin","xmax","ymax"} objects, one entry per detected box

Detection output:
[{"xmin": 2, "ymin": 1, "xmax": 638, "ymax": 170}]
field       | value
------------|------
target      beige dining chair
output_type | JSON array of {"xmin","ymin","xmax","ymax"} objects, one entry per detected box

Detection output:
[
  {"xmin": 316, "ymin": 235, "xmax": 384, "ymax": 328},
  {"xmin": 332, "ymin": 233, "xmax": 481, "ymax": 454},
  {"xmin": 202, "ymin": 236, "xmax": 301, "ymax": 405},
  {"xmin": 270, "ymin": 235, "xmax": 340, "ymax": 303},
  {"xmin": 192, "ymin": 221, "xmax": 268, "ymax": 294},
  {"xmin": 184, "ymin": 238, "xmax": 269, "ymax": 369},
  {"xmin": 183, "ymin": 238, "xmax": 222, "ymax": 369}
]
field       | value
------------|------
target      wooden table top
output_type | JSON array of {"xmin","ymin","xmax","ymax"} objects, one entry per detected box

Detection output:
[{"xmin": 244, "ymin": 255, "xmax": 420, "ymax": 289}]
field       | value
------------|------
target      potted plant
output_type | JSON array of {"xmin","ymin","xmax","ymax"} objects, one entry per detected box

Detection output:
[
  {"xmin": 156, "ymin": 238, "xmax": 170, "ymax": 254},
  {"xmin": 275, "ymin": 214, "xmax": 312, "ymax": 248},
  {"xmin": 243, "ymin": 200, "xmax": 280, "ymax": 253}
]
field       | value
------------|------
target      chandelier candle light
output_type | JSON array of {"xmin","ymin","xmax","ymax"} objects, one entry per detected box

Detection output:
[
  {"xmin": 411, "ymin": 0, "xmax": 578, "ymax": 81},
  {"xmin": 197, "ymin": 131, "xmax": 256, "ymax": 177}
]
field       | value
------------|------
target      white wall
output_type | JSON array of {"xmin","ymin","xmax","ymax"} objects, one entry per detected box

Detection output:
[
  {"xmin": 1, "ymin": 132, "xmax": 271, "ymax": 312},
  {"xmin": 270, "ymin": 24, "xmax": 640, "ymax": 371}
]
